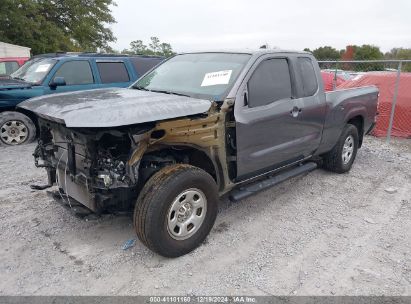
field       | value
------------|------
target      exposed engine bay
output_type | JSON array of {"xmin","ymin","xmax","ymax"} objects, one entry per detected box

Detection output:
[
  {"xmin": 34, "ymin": 119, "xmax": 146, "ymax": 211},
  {"xmin": 33, "ymin": 105, "xmax": 232, "ymax": 213}
]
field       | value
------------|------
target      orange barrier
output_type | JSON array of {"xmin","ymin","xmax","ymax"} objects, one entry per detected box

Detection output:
[{"xmin": 338, "ymin": 72, "xmax": 411, "ymax": 138}]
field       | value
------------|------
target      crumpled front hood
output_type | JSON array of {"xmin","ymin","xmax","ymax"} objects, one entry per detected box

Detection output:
[{"xmin": 19, "ymin": 88, "xmax": 213, "ymax": 128}]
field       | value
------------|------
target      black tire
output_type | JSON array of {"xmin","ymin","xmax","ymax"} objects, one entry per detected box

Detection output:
[
  {"xmin": 0, "ymin": 111, "xmax": 36, "ymax": 146},
  {"xmin": 323, "ymin": 123, "xmax": 359, "ymax": 173},
  {"xmin": 134, "ymin": 164, "xmax": 218, "ymax": 257}
]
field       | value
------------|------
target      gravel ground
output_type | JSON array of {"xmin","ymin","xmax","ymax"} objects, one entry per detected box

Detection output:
[{"xmin": 0, "ymin": 136, "xmax": 410, "ymax": 296}]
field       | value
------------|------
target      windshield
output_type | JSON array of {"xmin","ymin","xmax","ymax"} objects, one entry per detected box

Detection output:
[
  {"xmin": 11, "ymin": 58, "xmax": 57, "ymax": 84},
  {"xmin": 132, "ymin": 53, "xmax": 251, "ymax": 100}
]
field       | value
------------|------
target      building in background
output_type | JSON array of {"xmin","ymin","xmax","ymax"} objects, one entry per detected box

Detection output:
[{"xmin": 0, "ymin": 42, "xmax": 31, "ymax": 75}]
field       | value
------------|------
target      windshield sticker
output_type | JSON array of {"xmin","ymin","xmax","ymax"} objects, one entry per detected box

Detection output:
[
  {"xmin": 35, "ymin": 64, "xmax": 51, "ymax": 73},
  {"xmin": 201, "ymin": 70, "xmax": 232, "ymax": 86}
]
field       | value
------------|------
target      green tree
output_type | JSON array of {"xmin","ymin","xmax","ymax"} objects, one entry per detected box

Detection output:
[
  {"xmin": 149, "ymin": 37, "xmax": 161, "ymax": 54},
  {"xmin": 123, "ymin": 37, "xmax": 175, "ymax": 57},
  {"xmin": 0, "ymin": 0, "xmax": 117, "ymax": 54},
  {"xmin": 130, "ymin": 40, "xmax": 148, "ymax": 54},
  {"xmin": 354, "ymin": 44, "xmax": 383, "ymax": 60},
  {"xmin": 102, "ymin": 45, "xmax": 119, "ymax": 54},
  {"xmin": 385, "ymin": 48, "xmax": 411, "ymax": 72},
  {"xmin": 353, "ymin": 44, "xmax": 384, "ymax": 71},
  {"xmin": 312, "ymin": 46, "xmax": 341, "ymax": 60},
  {"xmin": 159, "ymin": 43, "xmax": 174, "ymax": 57}
]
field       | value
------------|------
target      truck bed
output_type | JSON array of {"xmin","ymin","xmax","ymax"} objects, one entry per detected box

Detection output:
[
  {"xmin": 325, "ymin": 85, "xmax": 378, "ymax": 104},
  {"xmin": 317, "ymin": 85, "xmax": 379, "ymax": 155}
]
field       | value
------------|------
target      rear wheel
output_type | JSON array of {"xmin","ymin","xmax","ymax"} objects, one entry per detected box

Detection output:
[
  {"xmin": 134, "ymin": 164, "xmax": 218, "ymax": 257},
  {"xmin": 0, "ymin": 111, "xmax": 36, "ymax": 146},
  {"xmin": 323, "ymin": 124, "xmax": 359, "ymax": 173}
]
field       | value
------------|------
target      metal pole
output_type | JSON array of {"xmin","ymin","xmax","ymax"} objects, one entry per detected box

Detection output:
[
  {"xmin": 333, "ymin": 62, "xmax": 338, "ymax": 90},
  {"xmin": 386, "ymin": 61, "xmax": 402, "ymax": 143}
]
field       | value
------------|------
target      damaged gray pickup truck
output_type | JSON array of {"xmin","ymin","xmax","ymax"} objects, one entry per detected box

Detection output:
[{"xmin": 20, "ymin": 50, "xmax": 378, "ymax": 257}]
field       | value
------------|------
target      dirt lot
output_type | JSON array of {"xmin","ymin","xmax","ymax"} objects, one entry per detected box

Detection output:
[{"xmin": 0, "ymin": 136, "xmax": 410, "ymax": 296}]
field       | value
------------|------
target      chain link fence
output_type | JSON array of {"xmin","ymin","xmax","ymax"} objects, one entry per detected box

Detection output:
[{"xmin": 317, "ymin": 60, "xmax": 411, "ymax": 143}]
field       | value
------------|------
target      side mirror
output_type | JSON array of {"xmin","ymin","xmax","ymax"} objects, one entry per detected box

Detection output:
[{"xmin": 50, "ymin": 76, "xmax": 66, "ymax": 88}]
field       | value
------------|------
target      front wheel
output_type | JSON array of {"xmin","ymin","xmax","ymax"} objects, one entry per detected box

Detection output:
[
  {"xmin": 323, "ymin": 124, "xmax": 359, "ymax": 173},
  {"xmin": 134, "ymin": 164, "xmax": 218, "ymax": 257},
  {"xmin": 0, "ymin": 111, "xmax": 36, "ymax": 146}
]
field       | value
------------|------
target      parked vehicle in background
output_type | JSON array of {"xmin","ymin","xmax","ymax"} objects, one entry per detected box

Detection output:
[
  {"xmin": 321, "ymin": 71, "xmax": 346, "ymax": 91},
  {"xmin": 0, "ymin": 53, "xmax": 164, "ymax": 146},
  {"xmin": 21, "ymin": 50, "xmax": 378, "ymax": 257},
  {"xmin": 0, "ymin": 42, "xmax": 31, "ymax": 77},
  {"xmin": 322, "ymin": 68, "xmax": 353, "ymax": 80},
  {"xmin": 0, "ymin": 57, "xmax": 29, "ymax": 76}
]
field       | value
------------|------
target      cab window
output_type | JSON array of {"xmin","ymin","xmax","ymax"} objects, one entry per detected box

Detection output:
[
  {"xmin": 53, "ymin": 61, "xmax": 94, "ymax": 85},
  {"xmin": 247, "ymin": 58, "xmax": 292, "ymax": 108},
  {"xmin": 97, "ymin": 62, "xmax": 129, "ymax": 83},
  {"xmin": 297, "ymin": 57, "xmax": 318, "ymax": 97}
]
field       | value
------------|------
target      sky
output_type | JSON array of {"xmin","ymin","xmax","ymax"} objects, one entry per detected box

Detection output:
[{"xmin": 109, "ymin": 0, "xmax": 411, "ymax": 53}]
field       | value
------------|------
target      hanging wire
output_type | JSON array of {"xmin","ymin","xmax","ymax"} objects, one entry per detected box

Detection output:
[
  {"xmin": 55, "ymin": 151, "xmax": 67, "ymax": 205},
  {"xmin": 64, "ymin": 152, "xmax": 73, "ymax": 209}
]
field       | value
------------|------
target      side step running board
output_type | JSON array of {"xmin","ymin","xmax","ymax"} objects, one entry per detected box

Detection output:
[{"xmin": 229, "ymin": 162, "xmax": 317, "ymax": 201}]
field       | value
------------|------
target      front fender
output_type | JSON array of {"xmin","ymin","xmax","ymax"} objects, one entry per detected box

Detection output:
[
  {"xmin": 0, "ymin": 86, "xmax": 45, "ymax": 111},
  {"xmin": 0, "ymin": 99, "xmax": 21, "ymax": 111}
]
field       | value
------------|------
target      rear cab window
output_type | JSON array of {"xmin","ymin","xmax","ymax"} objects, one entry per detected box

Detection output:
[
  {"xmin": 297, "ymin": 57, "xmax": 318, "ymax": 97},
  {"xmin": 96, "ymin": 61, "xmax": 130, "ymax": 83}
]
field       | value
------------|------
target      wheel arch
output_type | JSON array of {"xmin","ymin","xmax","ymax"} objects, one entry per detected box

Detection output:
[
  {"xmin": 0, "ymin": 107, "xmax": 39, "ymax": 133},
  {"xmin": 346, "ymin": 115, "xmax": 364, "ymax": 147},
  {"xmin": 0, "ymin": 109, "xmax": 37, "ymax": 145},
  {"xmin": 140, "ymin": 144, "xmax": 223, "ymax": 189}
]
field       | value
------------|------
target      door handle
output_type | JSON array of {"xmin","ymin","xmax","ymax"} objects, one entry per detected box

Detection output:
[{"xmin": 290, "ymin": 106, "xmax": 302, "ymax": 117}]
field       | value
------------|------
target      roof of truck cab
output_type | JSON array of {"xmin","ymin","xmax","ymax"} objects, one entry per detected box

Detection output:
[{"xmin": 179, "ymin": 49, "xmax": 311, "ymax": 55}]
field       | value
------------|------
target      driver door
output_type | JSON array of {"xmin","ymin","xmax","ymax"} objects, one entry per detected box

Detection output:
[{"xmin": 234, "ymin": 55, "xmax": 308, "ymax": 178}]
